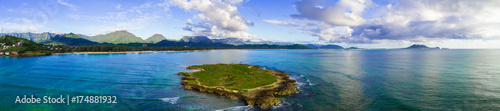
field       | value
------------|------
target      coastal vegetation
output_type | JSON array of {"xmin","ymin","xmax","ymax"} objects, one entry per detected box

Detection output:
[
  {"xmin": 179, "ymin": 64, "xmax": 300, "ymax": 108},
  {"xmin": 0, "ymin": 35, "xmax": 52, "ymax": 56},
  {"xmin": 46, "ymin": 41, "xmax": 311, "ymax": 53},
  {"xmin": 188, "ymin": 64, "xmax": 277, "ymax": 90},
  {"xmin": 48, "ymin": 45, "xmax": 219, "ymax": 53}
]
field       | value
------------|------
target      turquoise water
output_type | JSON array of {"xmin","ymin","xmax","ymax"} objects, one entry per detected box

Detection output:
[{"xmin": 1, "ymin": 49, "xmax": 500, "ymax": 110}]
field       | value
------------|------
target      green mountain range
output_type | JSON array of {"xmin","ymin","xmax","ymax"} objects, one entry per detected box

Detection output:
[
  {"xmin": 1, "ymin": 31, "xmax": 318, "ymax": 49},
  {"xmin": 0, "ymin": 31, "xmax": 299, "ymax": 46},
  {"xmin": 212, "ymin": 38, "xmax": 248, "ymax": 45},
  {"xmin": 145, "ymin": 34, "xmax": 167, "ymax": 43},
  {"xmin": 84, "ymin": 30, "xmax": 145, "ymax": 44},
  {"xmin": 0, "ymin": 32, "xmax": 57, "ymax": 42},
  {"xmin": 179, "ymin": 36, "xmax": 213, "ymax": 43},
  {"xmin": 40, "ymin": 33, "xmax": 99, "ymax": 46}
]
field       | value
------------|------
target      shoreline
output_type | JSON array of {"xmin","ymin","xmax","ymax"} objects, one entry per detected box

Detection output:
[
  {"xmin": 10, "ymin": 48, "xmax": 456, "ymax": 56},
  {"xmin": 53, "ymin": 50, "xmax": 197, "ymax": 55}
]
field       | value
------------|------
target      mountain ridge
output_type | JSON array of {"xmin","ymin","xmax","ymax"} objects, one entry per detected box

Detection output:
[
  {"xmin": 0, "ymin": 32, "xmax": 59, "ymax": 42},
  {"xmin": 41, "ymin": 33, "xmax": 99, "ymax": 46},
  {"xmin": 0, "ymin": 31, "xmax": 301, "ymax": 46},
  {"xmin": 145, "ymin": 34, "xmax": 167, "ymax": 43},
  {"xmin": 85, "ymin": 30, "xmax": 145, "ymax": 44},
  {"xmin": 180, "ymin": 36, "xmax": 213, "ymax": 43}
]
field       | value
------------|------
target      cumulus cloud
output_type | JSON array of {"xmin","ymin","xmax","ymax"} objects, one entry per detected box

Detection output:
[
  {"xmin": 291, "ymin": 0, "xmax": 369, "ymax": 26},
  {"xmin": 264, "ymin": 20, "xmax": 297, "ymax": 27},
  {"xmin": 283, "ymin": 0, "xmax": 500, "ymax": 43},
  {"xmin": 172, "ymin": 0, "xmax": 257, "ymax": 39},
  {"xmin": 351, "ymin": 0, "xmax": 500, "ymax": 42}
]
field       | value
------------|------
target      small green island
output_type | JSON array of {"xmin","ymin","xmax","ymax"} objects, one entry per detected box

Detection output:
[{"xmin": 178, "ymin": 64, "xmax": 300, "ymax": 108}]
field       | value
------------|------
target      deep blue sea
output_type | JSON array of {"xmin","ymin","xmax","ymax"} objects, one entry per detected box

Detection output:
[{"xmin": 1, "ymin": 49, "xmax": 500, "ymax": 110}]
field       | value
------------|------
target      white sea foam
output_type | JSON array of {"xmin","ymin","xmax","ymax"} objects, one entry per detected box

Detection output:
[
  {"xmin": 215, "ymin": 105, "xmax": 253, "ymax": 111},
  {"xmin": 306, "ymin": 79, "xmax": 316, "ymax": 86},
  {"xmin": 272, "ymin": 101, "xmax": 292, "ymax": 109},
  {"xmin": 160, "ymin": 97, "xmax": 180, "ymax": 104},
  {"xmin": 300, "ymin": 75, "xmax": 316, "ymax": 86},
  {"xmin": 290, "ymin": 74, "xmax": 316, "ymax": 88}
]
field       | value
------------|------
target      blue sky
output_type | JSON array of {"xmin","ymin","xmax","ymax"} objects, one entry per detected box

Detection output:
[{"xmin": 1, "ymin": 0, "xmax": 500, "ymax": 48}]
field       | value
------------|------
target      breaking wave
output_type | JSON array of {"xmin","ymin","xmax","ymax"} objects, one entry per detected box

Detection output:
[
  {"xmin": 215, "ymin": 105, "xmax": 253, "ymax": 111},
  {"xmin": 160, "ymin": 97, "xmax": 180, "ymax": 104}
]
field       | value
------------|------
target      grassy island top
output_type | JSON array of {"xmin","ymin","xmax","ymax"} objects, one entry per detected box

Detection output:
[
  {"xmin": 187, "ymin": 64, "xmax": 277, "ymax": 90},
  {"xmin": 179, "ymin": 64, "xmax": 300, "ymax": 108}
]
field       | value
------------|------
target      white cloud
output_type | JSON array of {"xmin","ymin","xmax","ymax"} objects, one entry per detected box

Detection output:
[
  {"xmin": 116, "ymin": 4, "xmax": 121, "ymax": 9},
  {"xmin": 263, "ymin": 20, "xmax": 297, "ymax": 27},
  {"xmin": 136, "ymin": 2, "xmax": 153, "ymax": 9},
  {"xmin": 67, "ymin": 1, "xmax": 170, "ymax": 35},
  {"xmin": 292, "ymin": 0, "xmax": 370, "ymax": 26},
  {"xmin": 172, "ymin": 0, "xmax": 256, "ymax": 39},
  {"xmin": 294, "ymin": 19, "xmax": 371, "ymax": 43},
  {"xmin": 0, "ymin": 18, "xmax": 47, "ymax": 33},
  {"xmin": 57, "ymin": 0, "xmax": 77, "ymax": 10},
  {"xmin": 223, "ymin": 0, "xmax": 245, "ymax": 5},
  {"xmin": 351, "ymin": 0, "xmax": 500, "ymax": 41},
  {"xmin": 278, "ymin": 0, "xmax": 500, "ymax": 43}
]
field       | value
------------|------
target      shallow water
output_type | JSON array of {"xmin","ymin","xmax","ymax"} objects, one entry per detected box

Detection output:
[{"xmin": 1, "ymin": 49, "xmax": 500, "ymax": 110}]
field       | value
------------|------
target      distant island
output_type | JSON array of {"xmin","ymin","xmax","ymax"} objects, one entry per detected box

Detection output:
[
  {"xmin": 178, "ymin": 64, "xmax": 300, "ymax": 108},
  {"xmin": 0, "ymin": 35, "xmax": 52, "ymax": 57},
  {"xmin": 305, "ymin": 44, "xmax": 343, "ymax": 49},
  {"xmin": 404, "ymin": 44, "xmax": 440, "ymax": 49}
]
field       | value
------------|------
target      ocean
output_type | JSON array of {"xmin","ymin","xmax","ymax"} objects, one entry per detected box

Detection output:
[{"xmin": 1, "ymin": 49, "xmax": 499, "ymax": 110}]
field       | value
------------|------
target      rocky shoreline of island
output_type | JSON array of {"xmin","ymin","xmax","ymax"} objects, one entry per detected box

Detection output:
[{"xmin": 178, "ymin": 64, "xmax": 300, "ymax": 108}]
